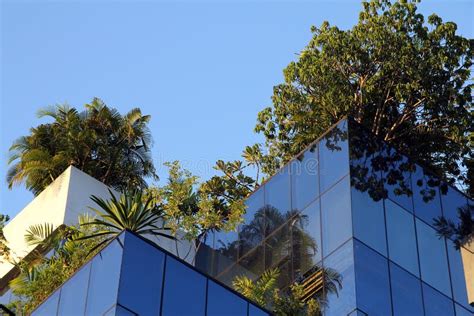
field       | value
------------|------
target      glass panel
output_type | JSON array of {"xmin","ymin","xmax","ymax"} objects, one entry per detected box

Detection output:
[
  {"xmin": 353, "ymin": 241, "xmax": 391, "ymax": 315},
  {"xmin": 416, "ymin": 219, "xmax": 451, "ymax": 296},
  {"xmin": 31, "ymin": 290, "xmax": 60, "ymax": 316},
  {"xmin": 411, "ymin": 164, "xmax": 442, "ymax": 226},
  {"xmin": 195, "ymin": 231, "xmax": 215, "ymax": 276},
  {"xmin": 447, "ymin": 240, "xmax": 474, "ymax": 312},
  {"xmin": 385, "ymin": 199, "xmax": 419, "ymax": 276},
  {"xmin": 238, "ymin": 245, "xmax": 264, "ymax": 281},
  {"xmin": 291, "ymin": 200, "xmax": 321, "ymax": 278},
  {"xmin": 323, "ymin": 240, "xmax": 355, "ymax": 316},
  {"xmin": 85, "ymin": 238, "xmax": 124, "ymax": 315},
  {"xmin": 118, "ymin": 232, "xmax": 165, "ymax": 315},
  {"xmin": 239, "ymin": 188, "xmax": 264, "ymax": 258},
  {"xmin": 161, "ymin": 256, "xmax": 206, "ymax": 316},
  {"xmin": 390, "ymin": 262, "xmax": 424, "ymax": 316},
  {"xmin": 265, "ymin": 222, "xmax": 290, "ymax": 270},
  {"xmin": 321, "ymin": 176, "xmax": 351, "ymax": 257},
  {"xmin": 422, "ymin": 283, "xmax": 455, "ymax": 316},
  {"xmin": 456, "ymin": 304, "xmax": 473, "ymax": 316},
  {"xmin": 249, "ymin": 303, "xmax": 269, "ymax": 316},
  {"xmin": 440, "ymin": 185, "xmax": 469, "ymax": 228},
  {"xmin": 291, "ymin": 144, "xmax": 319, "ymax": 212},
  {"xmin": 103, "ymin": 304, "xmax": 138, "ymax": 316},
  {"xmin": 207, "ymin": 280, "xmax": 247, "ymax": 316},
  {"xmin": 319, "ymin": 120, "xmax": 349, "ymax": 192},
  {"xmin": 214, "ymin": 229, "xmax": 239, "ymax": 276},
  {"xmin": 352, "ymin": 188, "xmax": 387, "ymax": 255},
  {"xmin": 57, "ymin": 263, "xmax": 91, "ymax": 315},
  {"xmin": 382, "ymin": 147, "xmax": 413, "ymax": 212},
  {"xmin": 264, "ymin": 165, "xmax": 291, "ymax": 237}
]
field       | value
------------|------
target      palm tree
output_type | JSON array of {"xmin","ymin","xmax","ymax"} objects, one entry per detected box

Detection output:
[
  {"xmin": 78, "ymin": 190, "xmax": 175, "ymax": 253},
  {"xmin": 7, "ymin": 98, "xmax": 157, "ymax": 195}
]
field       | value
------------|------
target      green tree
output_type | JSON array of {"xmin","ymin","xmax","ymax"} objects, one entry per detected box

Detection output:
[
  {"xmin": 7, "ymin": 98, "xmax": 157, "ymax": 195},
  {"xmin": 253, "ymin": 0, "xmax": 473, "ymax": 197}
]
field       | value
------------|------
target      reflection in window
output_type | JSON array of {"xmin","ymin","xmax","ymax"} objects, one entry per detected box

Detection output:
[
  {"xmin": 57, "ymin": 264, "xmax": 91, "ymax": 315},
  {"xmin": 207, "ymin": 280, "xmax": 247, "ymax": 316},
  {"xmin": 382, "ymin": 148, "xmax": 413, "ymax": 212},
  {"xmin": 291, "ymin": 145, "xmax": 319, "ymax": 211},
  {"xmin": 85, "ymin": 238, "xmax": 123, "ymax": 315},
  {"xmin": 264, "ymin": 166, "xmax": 291, "ymax": 237},
  {"xmin": 195, "ymin": 231, "xmax": 215, "ymax": 276},
  {"xmin": 292, "ymin": 200, "xmax": 321, "ymax": 278},
  {"xmin": 422, "ymin": 283, "xmax": 455, "ymax": 316},
  {"xmin": 239, "ymin": 245, "xmax": 265, "ymax": 281},
  {"xmin": 118, "ymin": 232, "xmax": 165, "ymax": 315},
  {"xmin": 323, "ymin": 240, "xmax": 355, "ymax": 316},
  {"xmin": 239, "ymin": 188, "xmax": 265, "ymax": 258},
  {"xmin": 411, "ymin": 164, "xmax": 442, "ymax": 226},
  {"xmin": 265, "ymin": 222, "xmax": 290, "ymax": 270},
  {"xmin": 352, "ymin": 188, "xmax": 387, "ymax": 256},
  {"xmin": 447, "ymin": 240, "xmax": 474, "ymax": 312},
  {"xmin": 416, "ymin": 219, "xmax": 451, "ymax": 296},
  {"xmin": 390, "ymin": 262, "xmax": 424, "ymax": 316},
  {"xmin": 440, "ymin": 185, "xmax": 469, "ymax": 227},
  {"xmin": 354, "ymin": 241, "xmax": 391, "ymax": 315},
  {"xmin": 321, "ymin": 176, "xmax": 351, "ymax": 257},
  {"xmin": 385, "ymin": 199, "xmax": 419, "ymax": 276},
  {"xmin": 214, "ymin": 229, "xmax": 239, "ymax": 276},
  {"xmin": 319, "ymin": 120, "xmax": 349, "ymax": 192},
  {"xmin": 31, "ymin": 290, "xmax": 60, "ymax": 316},
  {"xmin": 161, "ymin": 256, "xmax": 206, "ymax": 316}
]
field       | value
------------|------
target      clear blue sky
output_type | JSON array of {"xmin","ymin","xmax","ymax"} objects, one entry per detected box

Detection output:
[{"xmin": 1, "ymin": 0, "xmax": 473, "ymax": 218}]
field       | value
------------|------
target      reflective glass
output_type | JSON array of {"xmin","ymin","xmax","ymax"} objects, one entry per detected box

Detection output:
[
  {"xmin": 390, "ymin": 262, "xmax": 424, "ymax": 316},
  {"xmin": 319, "ymin": 120, "xmax": 349, "ymax": 192},
  {"xmin": 416, "ymin": 219, "xmax": 451, "ymax": 296},
  {"xmin": 239, "ymin": 188, "xmax": 264, "ymax": 257},
  {"xmin": 238, "ymin": 245, "xmax": 264, "ymax": 281},
  {"xmin": 265, "ymin": 222, "xmax": 290, "ymax": 270},
  {"xmin": 456, "ymin": 304, "xmax": 473, "ymax": 316},
  {"xmin": 382, "ymin": 148, "xmax": 413, "ymax": 212},
  {"xmin": 249, "ymin": 303, "xmax": 269, "ymax": 316},
  {"xmin": 207, "ymin": 280, "xmax": 247, "ymax": 316},
  {"xmin": 447, "ymin": 240, "xmax": 474, "ymax": 311},
  {"xmin": 103, "ymin": 304, "xmax": 138, "ymax": 316},
  {"xmin": 264, "ymin": 165, "xmax": 291, "ymax": 237},
  {"xmin": 85, "ymin": 238, "xmax": 123, "ymax": 315},
  {"xmin": 422, "ymin": 283, "xmax": 455, "ymax": 316},
  {"xmin": 57, "ymin": 263, "xmax": 91, "ymax": 315},
  {"xmin": 214, "ymin": 229, "xmax": 239, "ymax": 275},
  {"xmin": 161, "ymin": 256, "xmax": 206, "ymax": 316},
  {"xmin": 353, "ymin": 241, "xmax": 391, "ymax": 315},
  {"xmin": 321, "ymin": 176, "xmax": 351, "ymax": 257},
  {"xmin": 118, "ymin": 232, "xmax": 165, "ymax": 315},
  {"xmin": 195, "ymin": 231, "xmax": 215, "ymax": 276},
  {"xmin": 292, "ymin": 200, "xmax": 322, "ymax": 277},
  {"xmin": 32, "ymin": 290, "xmax": 60, "ymax": 316},
  {"xmin": 291, "ymin": 145, "xmax": 319, "ymax": 212},
  {"xmin": 352, "ymin": 188, "xmax": 387, "ymax": 255},
  {"xmin": 411, "ymin": 164, "xmax": 442, "ymax": 226},
  {"xmin": 440, "ymin": 185, "xmax": 469, "ymax": 227},
  {"xmin": 385, "ymin": 199, "xmax": 419, "ymax": 276},
  {"xmin": 323, "ymin": 240, "xmax": 356, "ymax": 316}
]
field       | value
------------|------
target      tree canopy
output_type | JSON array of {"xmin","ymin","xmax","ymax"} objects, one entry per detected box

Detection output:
[
  {"xmin": 253, "ymin": 0, "xmax": 473, "ymax": 197},
  {"xmin": 7, "ymin": 98, "xmax": 157, "ymax": 195}
]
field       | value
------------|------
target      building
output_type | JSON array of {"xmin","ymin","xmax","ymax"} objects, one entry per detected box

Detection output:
[{"xmin": 3, "ymin": 118, "xmax": 474, "ymax": 315}]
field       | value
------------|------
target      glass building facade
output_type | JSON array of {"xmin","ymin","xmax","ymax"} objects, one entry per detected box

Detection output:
[
  {"xmin": 31, "ymin": 231, "xmax": 270, "ymax": 316},
  {"xmin": 196, "ymin": 119, "xmax": 473, "ymax": 316}
]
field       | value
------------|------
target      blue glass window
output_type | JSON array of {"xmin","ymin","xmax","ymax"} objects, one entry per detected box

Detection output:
[
  {"xmin": 291, "ymin": 145, "xmax": 319, "ymax": 211},
  {"xmin": 85, "ymin": 238, "xmax": 123, "ymax": 315},
  {"xmin": 416, "ymin": 219, "xmax": 451, "ymax": 296},
  {"xmin": 57, "ymin": 263, "xmax": 91, "ymax": 315},
  {"xmin": 239, "ymin": 188, "xmax": 264, "ymax": 257},
  {"xmin": 321, "ymin": 176, "xmax": 351, "ymax": 257},
  {"xmin": 161, "ymin": 256, "xmax": 206, "ymax": 316},
  {"xmin": 382, "ymin": 148, "xmax": 413, "ymax": 212},
  {"xmin": 118, "ymin": 232, "xmax": 165, "ymax": 315},
  {"xmin": 265, "ymin": 222, "xmax": 290, "ymax": 270},
  {"xmin": 440, "ymin": 185, "xmax": 469, "ymax": 227},
  {"xmin": 292, "ymin": 200, "xmax": 322, "ymax": 277},
  {"xmin": 411, "ymin": 164, "xmax": 442, "ymax": 226},
  {"xmin": 385, "ymin": 199, "xmax": 419, "ymax": 276},
  {"xmin": 422, "ymin": 283, "xmax": 455, "ymax": 316},
  {"xmin": 207, "ymin": 280, "xmax": 247, "ymax": 316},
  {"xmin": 32, "ymin": 289, "xmax": 60, "ymax": 316},
  {"xmin": 353, "ymin": 241, "xmax": 391, "ymax": 315},
  {"xmin": 455, "ymin": 304, "xmax": 473, "ymax": 316},
  {"xmin": 319, "ymin": 120, "xmax": 349, "ymax": 192},
  {"xmin": 447, "ymin": 240, "xmax": 474, "ymax": 312},
  {"xmin": 264, "ymin": 166, "xmax": 291, "ymax": 237},
  {"xmin": 238, "ymin": 244, "xmax": 264, "ymax": 281},
  {"xmin": 323, "ymin": 240, "xmax": 355, "ymax": 316},
  {"xmin": 352, "ymin": 188, "xmax": 387, "ymax": 255},
  {"xmin": 249, "ymin": 303, "xmax": 269, "ymax": 316},
  {"xmin": 390, "ymin": 262, "xmax": 424, "ymax": 316},
  {"xmin": 214, "ymin": 229, "xmax": 239, "ymax": 275},
  {"xmin": 103, "ymin": 304, "xmax": 137, "ymax": 316}
]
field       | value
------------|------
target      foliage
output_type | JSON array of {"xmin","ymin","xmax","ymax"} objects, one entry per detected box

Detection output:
[
  {"xmin": 0, "ymin": 214, "xmax": 10, "ymax": 263},
  {"xmin": 7, "ymin": 218, "xmax": 103, "ymax": 314},
  {"xmin": 233, "ymin": 267, "xmax": 341, "ymax": 315},
  {"xmin": 7, "ymin": 98, "xmax": 157, "ymax": 195},
  {"xmin": 78, "ymin": 190, "xmax": 174, "ymax": 253},
  {"xmin": 434, "ymin": 204, "xmax": 474, "ymax": 249},
  {"xmin": 251, "ymin": 0, "xmax": 473, "ymax": 196}
]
